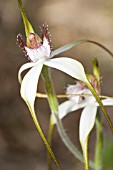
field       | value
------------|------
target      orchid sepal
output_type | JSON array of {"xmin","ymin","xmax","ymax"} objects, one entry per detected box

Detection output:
[
  {"xmin": 17, "ymin": 0, "xmax": 41, "ymax": 40},
  {"xmin": 79, "ymin": 104, "xmax": 98, "ymax": 170},
  {"xmin": 18, "ymin": 62, "xmax": 36, "ymax": 83},
  {"xmin": 51, "ymin": 39, "xmax": 113, "ymax": 58},
  {"xmin": 86, "ymin": 82, "xmax": 113, "ymax": 132}
]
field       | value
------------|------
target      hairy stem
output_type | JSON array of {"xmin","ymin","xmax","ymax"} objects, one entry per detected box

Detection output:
[{"xmin": 42, "ymin": 65, "xmax": 95, "ymax": 169}]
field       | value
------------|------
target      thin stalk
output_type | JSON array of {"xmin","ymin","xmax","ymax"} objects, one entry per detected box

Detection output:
[
  {"xmin": 86, "ymin": 82, "xmax": 113, "ymax": 132},
  {"xmin": 94, "ymin": 110, "xmax": 103, "ymax": 170},
  {"xmin": 51, "ymin": 39, "xmax": 113, "ymax": 59},
  {"xmin": 93, "ymin": 59, "xmax": 103, "ymax": 170},
  {"xmin": 84, "ymin": 142, "xmax": 89, "ymax": 170},
  {"xmin": 85, "ymin": 40, "xmax": 113, "ymax": 58},
  {"xmin": 81, "ymin": 136, "xmax": 89, "ymax": 170},
  {"xmin": 42, "ymin": 65, "xmax": 95, "ymax": 169},
  {"xmin": 27, "ymin": 104, "xmax": 62, "ymax": 170},
  {"xmin": 47, "ymin": 115, "xmax": 55, "ymax": 170},
  {"xmin": 36, "ymin": 92, "xmax": 113, "ymax": 100}
]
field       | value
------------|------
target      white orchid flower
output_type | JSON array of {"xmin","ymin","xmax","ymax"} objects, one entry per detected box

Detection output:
[
  {"xmin": 17, "ymin": 1, "xmax": 113, "ymax": 169},
  {"xmin": 17, "ymin": 0, "xmax": 93, "ymax": 167},
  {"xmin": 52, "ymin": 78, "xmax": 113, "ymax": 169},
  {"xmin": 17, "ymin": 22, "xmax": 113, "ymax": 169},
  {"xmin": 17, "ymin": 23, "xmax": 89, "ymax": 112}
]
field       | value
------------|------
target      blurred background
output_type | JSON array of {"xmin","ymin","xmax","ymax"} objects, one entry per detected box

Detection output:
[{"xmin": 1, "ymin": 0, "xmax": 113, "ymax": 169}]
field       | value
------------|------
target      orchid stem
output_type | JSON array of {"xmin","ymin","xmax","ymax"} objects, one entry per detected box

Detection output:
[
  {"xmin": 86, "ymin": 82, "xmax": 113, "ymax": 133},
  {"xmin": 94, "ymin": 109, "xmax": 103, "ymax": 170},
  {"xmin": 42, "ymin": 65, "xmax": 95, "ymax": 170},
  {"xmin": 27, "ymin": 104, "xmax": 61, "ymax": 170},
  {"xmin": 82, "ymin": 137, "xmax": 89, "ymax": 170},
  {"xmin": 36, "ymin": 92, "xmax": 113, "ymax": 100},
  {"xmin": 47, "ymin": 115, "xmax": 55, "ymax": 170}
]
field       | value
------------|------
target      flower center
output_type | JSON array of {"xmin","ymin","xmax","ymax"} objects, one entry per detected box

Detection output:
[
  {"xmin": 27, "ymin": 33, "xmax": 42, "ymax": 49},
  {"xmin": 17, "ymin": 23, "xmax": 52, "ymax": 62},
  {"xmin": 66, "ymin": 76, "xmax": 99, "ymax": 103}
]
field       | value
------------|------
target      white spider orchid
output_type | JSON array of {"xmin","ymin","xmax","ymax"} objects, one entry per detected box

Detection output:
[
  {"xmin": 17, "ymin": 1, "xmax": 92, "ymax": 168},
  {"xmin": 17, "ymin": 23, "xmax": 93, "ymax": 169},
  {"xmin": 17, "ymin": 23, "xmax": 90, "ymax": 113},
  {"xmin": 17, "ymin": 1, "xmax": 113, "ymax": 169},
  {"xmin": 17, "ymin": 22, "xmax": 113, "ymax": 169},
  {"xmin": 17, "ymin": 0, "xmax": 113, "ymax": 134},
  {"xmin": 52, "ymin": 76, "xmax": 113, "ymax": 169}
]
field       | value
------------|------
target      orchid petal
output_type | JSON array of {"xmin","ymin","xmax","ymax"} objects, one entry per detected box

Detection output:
[
  {"xmin": 44, "ymin": 57, "xmax": 88, "ymax": 82},
  {"xmin": 21, "ymin": 63, "xmax": 43, "ymax": 110},
  {"xmin": 51, "ymin": 40, "xmax": 88, "ymax": 57},
  {"xmin": 80, "ymin": 104, "xmax": 97, "ymax": 147},
  {"xmin": 53, "ymin": 98, "xmax": 113, "ymax": 124},
  {"xmin": 79, "ymin": 104, "xmax": 97, "ymax": 169},
  {"xmin": 52, "ymin": 98, "xmax": 93, "ymax": 124},
  {"xmin": 51, "ymin": 40, "xmax": 113, "ymax": 58},
  {"xmin": 45, "ymin": 56, "xmax": 113, "ymax": 131},
  {"xmin": 99, "ymin": 98, "xmax": 113, "ymax": 106},
  {"xmin": 86, "ymin": 83, "xmax": 113, "ymax": 132},
  {"xmin": 18, "ymin": 62, "xmax": 36, "ymax": 83}
]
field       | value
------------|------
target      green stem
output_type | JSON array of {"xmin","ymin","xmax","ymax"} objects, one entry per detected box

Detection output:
[
  {"xmin": 36, "ymin": 92, "xmax": 113, "ymax": 100},
  {"xmin": 94, "ymin": 110, "xmax": 103, "ymax": 170},
  {"xmin": 86, "ymin": 82, "xmax": 113, "ymax": 132},
  {"xmin": 47, "ymin": 115, "xmax": 55, "ymax": 170},
  {"xmin": 42, "ymin": 65, "xmax": 95, "ymax": 169},
  {"xmin": 83, "ymin": 138, "xmax": 89, "ymax": 170},
  {"xmin": 27, "ymin": 104, "xmax": 61, "ymax": 170}
]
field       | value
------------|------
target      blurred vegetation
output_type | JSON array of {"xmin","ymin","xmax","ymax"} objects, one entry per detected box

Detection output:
[
  {"xmin": 103, "ymin": 138, "xmax": 113, "ymax": 170},
  {"xmin": 0, "ymin": 0, "xmax": 113, "ymax": 169}
]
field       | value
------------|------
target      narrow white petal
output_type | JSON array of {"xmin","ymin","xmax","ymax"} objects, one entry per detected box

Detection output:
[
  {"xmin": 44, "ymin": 57, "xmax": 88, "ymax": 82},
  {"xmin": 18, "ymin": 62, "xmax": 36, "ymax": 83},
  {"xmin": 18, "ymin": 58, "xmax": 46, "ymax": 83},
  {"xmin": 51, "ymin": 40, "xmax": 87, "ymax": 57},
  {"xmin": 79, "ymin": 104, "xmax": 97, "ymax": 157},
  {"xmin": 52, "ymin": 100, "xmax": 91, "ymax": 124},
  {"xmin": 92, "ymin": 98, "xmax": 113, "ymax": 107},
  {"xmin": 21, "ymin": 63, "xmax": 43, "ymax": 110},
  {"xmin": 98, "ymin": 98, "xmax": 113, "ymax": 106}
]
